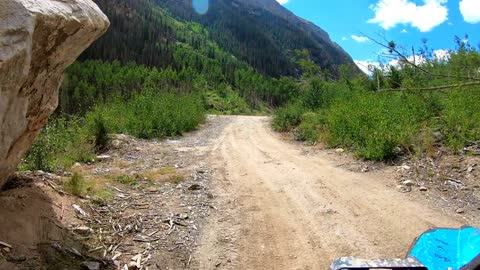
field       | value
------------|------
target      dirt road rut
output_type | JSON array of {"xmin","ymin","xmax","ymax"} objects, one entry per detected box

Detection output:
[{"xmin": 194, "ymin": 116, "xmax": 466, "ymax": 270}]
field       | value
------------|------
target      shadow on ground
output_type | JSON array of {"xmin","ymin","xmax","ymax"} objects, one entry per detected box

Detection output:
[{"xmin": 0, "ymin": 174, "xmax": 113, "ymax": 270}]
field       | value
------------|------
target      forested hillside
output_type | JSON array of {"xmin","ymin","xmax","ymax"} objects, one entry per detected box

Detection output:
[{"xmin": 81, "ymin": 0, "xmax": 357, "ymax": 78}]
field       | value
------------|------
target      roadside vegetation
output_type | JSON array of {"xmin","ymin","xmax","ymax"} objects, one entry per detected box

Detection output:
[
  {"xmin": 21, "ymin": 37, "xmax": 480, "ymax": 174},
  {"xmin": 273, "ymin": 38, "xmax": 480, "ymax": 161}
]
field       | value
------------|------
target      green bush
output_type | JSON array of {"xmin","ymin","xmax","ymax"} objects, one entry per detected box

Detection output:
[
  {"xmin": 204, "ymin": 89, "xmax": 252, "ymax": 115},
  {"xmin": 64, "ymin": 172, "xmax": 86, "ymax": 196},
  {"xmin": 272, "ymin": 102, "xmax": 306, "ymax": 132},
  {"xmin": 296, "ymin": 112, "xmax": 323, "ymax": 143},
  {"xmin": 87, "ymin": 90, "xmax": 205, "ymax": 139},
  {"xmin": 440, "ymin": 88, "xmax": 480, "ymax": 151},
  {"xmin": 324, "ymin": 93, "xmax": 432, "ymax": 160},
  {"xmin": 20, "ymin": 118, "xmax": 95, "ymax": 172},
  {"xmin": 91, "ymin": 114, "xmax": 110, "ymax": 152}
]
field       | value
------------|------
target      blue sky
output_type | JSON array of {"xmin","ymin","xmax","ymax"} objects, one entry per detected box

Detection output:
[{"xmin": 277, "ymin": 0, "xmax": 480, "ymax": 73}]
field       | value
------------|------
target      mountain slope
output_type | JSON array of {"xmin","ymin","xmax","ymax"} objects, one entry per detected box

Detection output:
[
  {"xmin": 155, "ymin": 0, "xmax": 357, "ymax": 77},
  {"xmin": 82, "ymin": 0, "xmax": 357, "ymax": 78}
]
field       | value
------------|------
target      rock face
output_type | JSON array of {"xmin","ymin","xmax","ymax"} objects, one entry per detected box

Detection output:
[{"xmin": 0, "ymin": 0, "xmax": 109, "ymax": 186}]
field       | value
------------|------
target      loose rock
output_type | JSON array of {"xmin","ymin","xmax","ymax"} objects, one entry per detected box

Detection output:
[
  {"xmin": 188, "ymin": 184, "xmax": 203, "ymax": 191},
  {"xmin": 0, "ymin": 0, "xmax": 109, "ymax": 186},
  {"xmin": 81, "ymin": 261, "xmax": 101, "ymax": 270},
  {"xmin": 402, "ymin": 180, "xmax": 415, "ymax": 187},
  {"xmin": 96, "ymin": 155, "xmax": 112, "ymax": 161}
]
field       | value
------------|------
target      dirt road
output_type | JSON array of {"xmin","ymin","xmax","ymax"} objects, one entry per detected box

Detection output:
[{"xmin": 194, "ymin": 116, "xmax": 467, "ymax": 270}]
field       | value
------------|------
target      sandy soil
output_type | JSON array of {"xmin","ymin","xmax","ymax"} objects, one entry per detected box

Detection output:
[{"xmin": 193, "ymin": 115, "xmax": 473, "ymax": 270}]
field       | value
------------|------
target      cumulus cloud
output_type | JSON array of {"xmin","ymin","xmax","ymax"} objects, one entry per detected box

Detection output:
[
  {"xmin": 356, "ymin": 49, "xmax": 451, "ymax": 75},
  {"xmin": 351, "ymin": 35, "xmax": 369, "ymax": 42},
  {"xmin": 355, "ymin": 60, "xmax": 380, "ymax": 75},
  {"xmin": 459, "ymin": 0, "xmax": 480, "ymax": 24},
  {"xmin": 368, "ymin": 0, "xmax": 448, "ymax": 32},
  {"xmin": 276, "ymin": 0, "xmax": 289, "ymax": 4}
]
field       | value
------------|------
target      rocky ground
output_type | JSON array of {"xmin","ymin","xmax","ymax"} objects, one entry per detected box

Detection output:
[
  {"xmin": 318, "ymin": 146, "xmax": 480, "ymax": 224},
  {"xmin": 0, "ymin": 116, "xmax": 230, "ymax": 270}
]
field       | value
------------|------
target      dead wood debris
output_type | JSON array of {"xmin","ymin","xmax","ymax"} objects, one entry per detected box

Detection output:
[{"xmin": 64, "ymin": 167, "xmax": 215, "ymax": 269}]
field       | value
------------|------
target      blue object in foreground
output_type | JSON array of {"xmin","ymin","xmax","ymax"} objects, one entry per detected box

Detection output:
[{"xmin": 408, "ymin": 227, "xmax": 480, "ymax": 270}]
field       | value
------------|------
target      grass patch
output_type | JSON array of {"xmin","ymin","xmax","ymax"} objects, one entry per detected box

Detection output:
[
  {"xmin": 140, "ymin": 167, "xmax": 177, "ymax": 181},
  {"xmin": 64, "ymin": 172, "xmax": 86, "ymax": 196},
  {"xmin": 166, "ymin": 175, "xmax": 185, "ymax": 184},
  {"xmin": 115, "ymin": 175, "xmax": 138, "ymax": 186}
]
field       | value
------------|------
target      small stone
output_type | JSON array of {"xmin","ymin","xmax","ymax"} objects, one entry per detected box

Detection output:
[
  {"xmin": 177, "ymin": 213, "xmax": 189, "ymax": 220},
  {"xmin": 335, "ymin": 148, "xmax": 345, "ymax": 153},
  {"xmin": 419, "ymin": 186, "xmax": 428, "ymax": 192},
  {"xmin": 397, "ymin": 185, "xmax": 411, "ymax": 193},
  {"xmin": 402, "ymin": 165, "xmax": 411, "ymax": 171},
  {"xmin": 96, "ymin": 155, "xmax": 112, "ymax": 161},
  {"xmin": 361, "ymin": 167, "xmax": 369, "ymax": 173},
  {"xmin": 147, "ymin": 187, "xmax": 158, "ymax": 192},
  {"xmin": 111, "ymin": 140, "xmax": 123, "ymax": 148},
  {"xmin": 73, "ymin": 226, "xmax": 93, "ymax": 235},
  {"xmin": 72, "ymin": 162, "xmax": 82, "ymax": 169},
  {"xmin": 188, "ymin": 184, "xmax": 203, "ymax": 191},
  {"xmin": 402, "ymin": 180, "xmax": 415, "ymax": 187},
  {"xmin": 81, "ymin": 261, "xmax": 100, "ymax": 270},
  {"xmin": 456, "ymin": 208, "xmax": 465, "ymax": 214},
  {"xmin": 433, "ymin": 131, "xmax": 443, "ymax": 141},
  {"xmin": 128, "ymin": 261, "xmax": 138, "ymax": 269},
  {"xmin": 2, "ymin": 247, "xmax": 10, "ymax": 253},
  {"xmin": 467, "ymin": 167, "xmax": 474, "ymax": 173}
]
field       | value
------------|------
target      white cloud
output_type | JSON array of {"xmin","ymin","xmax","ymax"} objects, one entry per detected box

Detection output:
[
  {"xmin": 351, "ymin": 35, "xmax": 369, "ymax": 42},
  {"xmin": 357, "ymin": 49, "xmax": 451, "ymax": 75},
  {"xmin": 401, "ymin": 29, "xmax": 408, "ymax": 33},
  {"xmin": 355, "ymin": 60, "xmax": 380, "ymax": 75},
  {"xmin": 276, "ymin": 0, "xmax": 289, "ymax": 4},
  {"xmin": 459, "ymin": 0, "xmax": 480, "ymax": 24},
  {"xmin": 368, "ymin": 0, "xmax": 448, "ymax": 32},
  {"xmin": 385, "ymin": 49, "xmax": 451, "ymax": 67},
  {"xmin": 342, "ymin": 36, "xmax": 348, "ymax": 41},
  {"xmin": 433, "ymin": 49, "xmax": 451, "ymax": 61}
]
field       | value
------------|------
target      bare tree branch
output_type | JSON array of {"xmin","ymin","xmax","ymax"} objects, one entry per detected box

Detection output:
[
  {"xmin": 362, "ymin": 33, "xmax": 480, "ymax": 82},
  {"xmin": 378, "ymin": 81, "xmax": 480, "ymax": 92}
]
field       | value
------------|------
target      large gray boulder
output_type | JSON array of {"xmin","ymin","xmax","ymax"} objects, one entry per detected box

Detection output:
[{"xmin": 0, "ymin": 0, "xmax": 109, "ymax": 186}]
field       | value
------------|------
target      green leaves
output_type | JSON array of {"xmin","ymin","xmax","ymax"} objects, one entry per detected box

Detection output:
[{"xmin": 86, "ymin": 90, "xmax": 205, "ymax": 140}]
